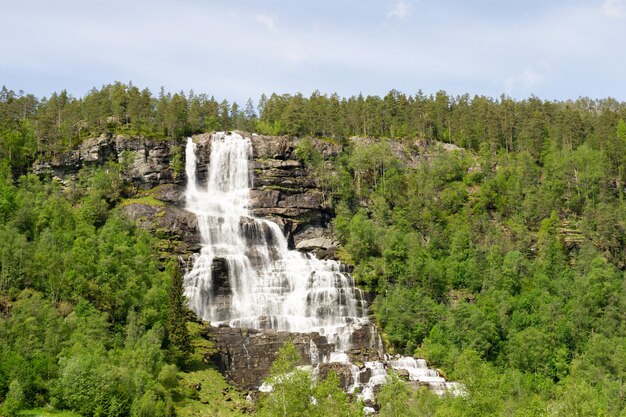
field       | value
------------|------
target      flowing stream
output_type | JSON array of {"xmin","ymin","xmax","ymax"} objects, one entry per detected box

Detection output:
[
  {"xmin": 183, "ymin": 132, "xmax": 370, "ymax": 352},
  {"xmin": 183, "ymin": 132, "xmax": 461, "ymax": 402}
]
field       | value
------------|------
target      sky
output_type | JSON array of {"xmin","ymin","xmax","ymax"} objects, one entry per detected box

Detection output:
[{"xmin": 1, "ymin": 0, "xmax": 625, "ymax": 103}]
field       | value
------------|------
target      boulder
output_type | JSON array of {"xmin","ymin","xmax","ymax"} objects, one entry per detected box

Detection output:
[{"xmin": 296, "ymin": 237, "xmax": 335, "ymax": 251}]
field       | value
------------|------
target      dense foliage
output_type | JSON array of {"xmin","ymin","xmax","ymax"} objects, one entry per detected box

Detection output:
[
  {"xmin": 319, "ymin": 128, "xmax": 626, "ymax": 414},
  {"xmin": 256, "ymin": 342, "xmax": 363, "ymax": 417},
  {"xmin": 0, "ymin": 161, "xmax": 185, "ymax": 416},
  {"xmin": 2, "ymin": 83, "xmax": 626, "ymax": 415}
]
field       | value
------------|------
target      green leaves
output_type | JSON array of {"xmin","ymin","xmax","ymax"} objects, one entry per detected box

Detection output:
[
  {"xmin": 257, "ymin": 342, "xmax": 363, "ymax": 417},
  {"xmin": 165, "ymin": 261, "xmax": 191, "ymax": 368},
  {"xmin": 0, "ymin": 172, "xmax": 176, "ymax": 415}
]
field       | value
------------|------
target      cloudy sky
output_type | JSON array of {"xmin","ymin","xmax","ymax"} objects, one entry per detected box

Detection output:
[{"xmin": 1, "ymin": 0, "xmax": 625, "ymax": 102}]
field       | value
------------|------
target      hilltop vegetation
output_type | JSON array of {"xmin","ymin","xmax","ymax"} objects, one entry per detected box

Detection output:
[{"xmin": 1, "ymin": 83, "xmax": 626, "ymax": 416}]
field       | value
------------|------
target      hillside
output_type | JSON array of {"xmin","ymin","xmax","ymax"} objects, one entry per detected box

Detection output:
[{"xmin": 1, "ymin": 84, "xmax": 626, "ymax": 416}]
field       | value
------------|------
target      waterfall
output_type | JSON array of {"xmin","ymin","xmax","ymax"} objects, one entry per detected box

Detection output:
[
  {"xmin": 183, "ymin": 132, "xmax": 462, "ymax": 401},
  {"xmin": 183, "ymin": 132, "xmax": 369, "ymax": 351}
]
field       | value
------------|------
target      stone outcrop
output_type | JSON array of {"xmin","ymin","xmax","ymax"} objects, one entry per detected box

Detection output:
[
  {"xmin": 189, "ymin": 132, "xmax": 338, "ymax": 250},
  {"xmin": 115, "ymin": 136, "xmax": 175, "ymax": 188},
  {"xmin": 209, "ymin": 326, "xmax": 335, "ymax": 390},
  {"xmin": 119, "ymin": 184, "xmax": 201, "ymax": 255},
  {"xmin": 121, "ymin": 203, "xmax": 200, "ymax": 254},
  {"xmin": 33, "ymin": 134, "xmax": 182, "ymax": 190},
  {"xmin": 32, "ymin": 131, "xmax": 340, "ymax": 254},
  {"xmin": 207, "ymin": 322, "xmax": 384, "ymax": 391},
  {"xmin": 317, "ymin": 363, "xmax": 356, "ymax": 390},
  {"xmin": 257, "ymin": 134, "xmax": 337, "ymax": 251},
  {"xmin": 32, "ymin": 131, "xmax": 451, "ymax": 254}
]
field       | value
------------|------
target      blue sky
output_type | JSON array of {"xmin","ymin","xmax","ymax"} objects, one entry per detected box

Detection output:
[{"xmin": 1, "ymin": 0, "xmax": 625, "ymax": 103}]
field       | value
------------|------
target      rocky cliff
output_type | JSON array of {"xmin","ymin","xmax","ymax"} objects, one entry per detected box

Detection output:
[
  {"xmin": 208, "ymin": 324, "xmax": 383, "ymax": 391},
  {"xmin": 33, "ymin": 132, "xmax": 339, "ymax": 256}
]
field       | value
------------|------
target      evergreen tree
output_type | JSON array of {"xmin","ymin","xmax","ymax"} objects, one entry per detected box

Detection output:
[{"xmin": 165, "ymin": 259, "xmax": 191, "ymax": 367}]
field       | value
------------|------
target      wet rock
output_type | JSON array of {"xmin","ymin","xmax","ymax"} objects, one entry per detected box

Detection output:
[
  {"xmin": 211, "ymin": 258, "xmax": 231, "ymax": 298},
  {"xmin": 318, "ymin": 363, "xmax": 356, "ymax": 391},
  {"xmin": 359, "ymin": 367, "xmax": 372, "ymax": 384},
  {"xmin": 397, "ymin": 369, "xmax": 410, "ymax": 381}
]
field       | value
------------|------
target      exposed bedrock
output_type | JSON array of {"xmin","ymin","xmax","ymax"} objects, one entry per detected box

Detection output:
[
  {"xmin": 208, "ymin": 323, "xmax": 383, "ymax": 391},
  {"xmin": 33, "ymin": 133, "xmax": 180, "ymax": 190},
  {"xmin": 192, "ymin": 132, "xmax": 338, "ymax": 251},
  {"xmin": 209, "ymin": 326, "xmax": 334, "ymax": 391},
  {"xmin": 33, "ymin": 131, "xmax": 339, "ymax": 253}
]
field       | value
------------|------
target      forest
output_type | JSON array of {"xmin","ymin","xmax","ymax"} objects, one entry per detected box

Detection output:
[{"xmin": 1, "ymin": 82, "xmax": 626, "ymax": 416}]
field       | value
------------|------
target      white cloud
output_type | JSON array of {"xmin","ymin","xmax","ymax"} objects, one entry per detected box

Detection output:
[
  {"xmin": 256, "ymin": 14, "xmax": 277, "ymax": 32},
  {"xmin": 281, "ymin": 39, "xmax": 310, "ymax": 65},
  {"xmin": 387, "ymin": 0, "xmax": 413, "ymax": 21},
  {"xmin": 503, "ymin": 66, "xmax": 549, "ymax": 95},
  {"xmin": 602, "ymin": 0, "xmax": 625, "ymax": 18},
  {"xmin": 518, "ymin": 68, "xmax": 545, "ymax": 88}
]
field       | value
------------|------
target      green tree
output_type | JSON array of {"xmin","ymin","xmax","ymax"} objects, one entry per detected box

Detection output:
[
  {"xmin": 257, "ymin": 342, "xmax": 313, "ymax": 417},
  {"xmin": 1, "ymin": 379, "xmax": 25, "ymax": 417},
  {"xmin": 165, "ymin": 260, "xmax": 191, "ymax": 367}
]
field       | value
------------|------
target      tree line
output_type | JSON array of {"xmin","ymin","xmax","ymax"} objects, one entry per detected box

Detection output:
[{"xmin": 2, "ymin": 82, "xmax": 626, "ymax": 174}]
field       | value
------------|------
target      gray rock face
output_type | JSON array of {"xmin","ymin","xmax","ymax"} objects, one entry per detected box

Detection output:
[
  {"xmin": 209, "ymin": 326, "xmax": 335, "ymax": 390},
  {"xmin": 190, "ymin": 132, "xmax": 337, "ymax": 250},
  {"xmin": 295, "ymin": 237, "xmax": 335, "ymax": 251},
  {"xmin": 206, "ymin": 322, "xmax": 383, "ymax": 392},
  {"xmin": 317, "ymin": 363, "xmax": 356, "ymax": 390},
  {"xmin": 150, "ymin": 183, "xmax": 186, "ymax": 207},
  {"xmin": 120, "ymin": 202, "xmax": 200, "ymax": 254},
  {"xmin": 116, "ymin": 137, "xmax": 175, "ymax": 189},
  {"xmin": 33, "ymin": 134, "xmax": 182, "ymax": 190},
  {"xmin": 32, "ymin": 131, "xmax": 342, "ymax": 257}
]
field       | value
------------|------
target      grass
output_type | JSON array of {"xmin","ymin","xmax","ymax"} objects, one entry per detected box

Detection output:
[
  {"xmin": 119, "ymin": 195, "xmax": 166, "ymax": 208},
  {"xmin": 173, "ymin": 322, "xmax": 249, "ymax": 417}
]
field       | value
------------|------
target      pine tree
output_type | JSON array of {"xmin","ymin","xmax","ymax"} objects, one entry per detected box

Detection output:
[{"xmin": 166, "ymin": 259, "xmax": 191, "ymax": 367}]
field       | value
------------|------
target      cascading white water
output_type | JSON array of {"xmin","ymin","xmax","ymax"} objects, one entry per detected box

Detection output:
[
  {"xmin": 183, "ymin": 132, "xmax": 462, "ymax": 400},
  {"xmin": 183, "ymin": 132, "xmax": 369, "ymax": 351}
]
